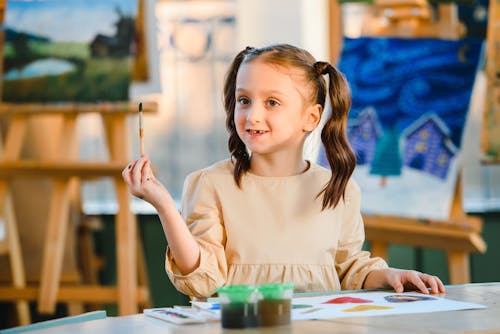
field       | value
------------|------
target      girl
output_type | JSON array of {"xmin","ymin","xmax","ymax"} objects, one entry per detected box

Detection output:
[{"xmin": 123, "ymin": 44, "xmax": 445, "ymax": 298}]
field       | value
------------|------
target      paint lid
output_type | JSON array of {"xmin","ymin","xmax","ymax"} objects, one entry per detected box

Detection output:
[
  {"xmin": 257, "ymin": 283, "xmax": 294, "ymax": 300},
  {"xmin": 217, "ymin": 285, "xmax": 259, "ymax": 304}
]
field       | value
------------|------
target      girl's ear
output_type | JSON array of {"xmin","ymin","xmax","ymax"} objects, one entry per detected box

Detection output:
[{"xmin": 303, "ymin": 104, "xmax": 322, "ymax": 132}]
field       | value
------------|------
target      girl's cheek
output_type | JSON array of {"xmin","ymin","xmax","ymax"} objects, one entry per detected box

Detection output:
[{"xmin": 234, "ymin": 111, "xmax": 245, "ymax": 126}]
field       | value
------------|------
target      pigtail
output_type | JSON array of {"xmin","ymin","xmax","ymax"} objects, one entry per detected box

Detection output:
[
  {"xmin": 224, "ymin": 47, "xmax": 254, "ymax": 187},
  {"xmin": 315, "ymin": 62, "xmax": 356, "ymax": 209}
]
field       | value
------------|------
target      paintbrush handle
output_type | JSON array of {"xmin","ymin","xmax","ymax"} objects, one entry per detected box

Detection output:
[
  {"xmin": 139, "ymin": 102, "xmax": 144, "ymax": 156},
  {"xmin": 140, "ymin": 128, "xmax": 145, "ymax": 157}
]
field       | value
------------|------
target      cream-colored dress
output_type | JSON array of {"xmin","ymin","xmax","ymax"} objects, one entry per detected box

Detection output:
[{"xmin": 165, "ymin": 160, "xmax": 387, "ymax": 298}]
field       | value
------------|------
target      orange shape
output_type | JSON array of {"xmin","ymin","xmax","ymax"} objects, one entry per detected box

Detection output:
[{"xmin": 342, "ymin": 305, "xmax": 393, "ymax": 312}]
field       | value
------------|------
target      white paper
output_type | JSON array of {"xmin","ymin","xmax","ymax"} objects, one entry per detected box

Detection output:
[{"xmin": 290, "ymin": 291, "xmax": 486, "ymax": 320}]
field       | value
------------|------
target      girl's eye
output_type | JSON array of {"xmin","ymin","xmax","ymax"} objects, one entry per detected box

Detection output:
[
  {"xmin": 237, "ymin": 97, "xmax": 250, "ymax": 105},
  {"xmin": 267, "ymin": 99, "xmax": 280, "ymax": 107}
]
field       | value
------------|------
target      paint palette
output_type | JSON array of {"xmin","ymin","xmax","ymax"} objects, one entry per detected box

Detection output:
[{"xmin": 144, "ymin": 307, "xmax": 208, "ymax": 324}]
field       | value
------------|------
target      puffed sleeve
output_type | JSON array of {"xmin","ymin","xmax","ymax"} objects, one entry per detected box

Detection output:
[
  {"xmin": 164, "ymin": 170, "xmax": 227, "ymax": 298},
  {"xmin": 335, "ymin": 180, "xmax": 388, "ymax": 290}
]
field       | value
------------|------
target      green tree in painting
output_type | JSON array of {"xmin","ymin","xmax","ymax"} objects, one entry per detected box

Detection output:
[
  {"xmin": 11, "ymin": 32, "xmax": 31, "ymax": 63},
  {"xmin": 369, "ymin": 126, "xmax": 402, "ymax": 187}
]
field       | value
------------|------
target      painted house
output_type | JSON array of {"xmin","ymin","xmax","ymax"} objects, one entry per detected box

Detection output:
[
  {"xmin": 347, "ymin": 107, "xmax": 383, "ymax": 165},
  {"xmin": 90, "ymin": 10, "xmax": 135, "ymax": 58},
  {"xmin": 402, "ymin": 113, "xmax": 457, "ymax": 179}
]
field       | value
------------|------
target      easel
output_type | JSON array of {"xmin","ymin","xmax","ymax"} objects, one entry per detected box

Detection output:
[
  {"xmin": 482, "ymin": 0, "xmax": 500, "ymax": 162},
  {"xmin": 364, "ymin": 179, "xmax": 486, "ymax": 284},
  {"xmin": 362, "ymin": 0, "xmax": 466, "ymax": 39},
  {"xmin": 0, "ymin": 0, "xmax": 153, "ymax": 325},
  {"xmin": 0, "ymin": 103, "xmax": 155, "ymax": 321},
  {"xmin": 328, "ymin": 0, "xmax": 487, "ymax": 283}
]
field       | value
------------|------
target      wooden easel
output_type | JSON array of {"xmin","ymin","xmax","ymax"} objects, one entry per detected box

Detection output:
[
  {"xmin": 0, "ymin": 103, "xmax": 155, "ymax": 319},
  {"xmin": 362, "ymin": 0, "xmax": 466, "ymax": 39},
  {"xmin": 363, "ymin": 179, "xmax": 486, "ymax": 284},
  {"xmin": 482, "ymin": 0, "xmax": 500, "ymax": 162},
  {"xmin": 328, "ymin": 0, "xmax": 487, "ymax": 283},
  {"xmin": 0, "ymin": 0, "xmax": 153, "ymax": 324},
  {"xmin": 0, "ymin": 115, "xmax": 30, "ymax": 325}
]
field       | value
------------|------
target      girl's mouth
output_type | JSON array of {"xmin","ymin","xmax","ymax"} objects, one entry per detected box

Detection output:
[{"xmin": 247, "ymin": 129, "xmax": 267, "ymax": 135}]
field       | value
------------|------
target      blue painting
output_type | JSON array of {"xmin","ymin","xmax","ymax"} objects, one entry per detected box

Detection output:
[
  {"xmin": 2, "ymin": 0, "xmax": 138, "ymax": 102},
  {"xmin": 319, "ymin": 37, "xmax": 482, "ymax": 220}
]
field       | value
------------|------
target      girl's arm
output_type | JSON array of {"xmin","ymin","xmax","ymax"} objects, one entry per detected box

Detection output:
[{"xmin": 122, "ymin": 156, "xmax": 200, "ymax": 275}]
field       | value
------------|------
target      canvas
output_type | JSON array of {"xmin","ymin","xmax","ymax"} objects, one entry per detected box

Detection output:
[
  {"xmin": 319, "ymin": 37, "xmax": 482, "ymax": 220},
  {"xmin": 2, "ymin": 0, "xmax": 138, "ymax": 102}
]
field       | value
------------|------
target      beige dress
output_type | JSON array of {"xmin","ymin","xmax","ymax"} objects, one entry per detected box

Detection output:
[{"xmin": 165, "ymin": 160, "xmax": 388, "ymax": 298}]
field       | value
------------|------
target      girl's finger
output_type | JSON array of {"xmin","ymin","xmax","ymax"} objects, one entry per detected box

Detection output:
[
  {"xmin": 122, "ymin": 160, "xmax": 138, "ymax": 184},
  {"xmin": 132, "ymin": 156, "xmax": 148, "ymax": 185},
  {"xmin": 435, "ymin": 276, "xmax": 446, "ymax": 293},
  {"xmin": 142, "ymin": 160, "xmax": 152, "ymax": 182},
  {"xmin": 386, "ymin": 271, "xmax": 404, "ymax": 293},
  {"xmin": 423, "ymin": 275, "xmax": 438, "ymax": 294},
  {"xmin": 411, "ymin": 274, "xmax": 430, "ymax": 294}
]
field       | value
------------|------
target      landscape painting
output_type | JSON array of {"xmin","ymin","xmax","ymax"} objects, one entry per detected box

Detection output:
[
  {"xmin": 319, "ymin": 37, "xmax": 482, "ymax": 220},
  {"xmin": 2, "ymin": 0, "xmax": 138, "ymax": 102}
]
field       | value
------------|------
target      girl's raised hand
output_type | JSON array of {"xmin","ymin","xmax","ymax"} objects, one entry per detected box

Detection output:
[{"xmin": 122, "ymin": 155, "xmax": 168, "ymax": 208}]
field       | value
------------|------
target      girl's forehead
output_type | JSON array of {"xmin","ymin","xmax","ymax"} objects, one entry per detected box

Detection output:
[
  {"xmin": 241, "ymin": 59, "xmax": 305, "ymax": 78},
  {"xmin": 237, "ymin": 60, "xmax": 310, "ymax": 91}
]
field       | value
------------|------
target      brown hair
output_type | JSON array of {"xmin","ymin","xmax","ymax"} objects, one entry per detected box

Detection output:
[{"xmin": 223, "ymin": 44, "xmax": 355, "ymax": 209}]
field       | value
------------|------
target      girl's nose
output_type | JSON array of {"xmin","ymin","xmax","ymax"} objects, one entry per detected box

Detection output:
[{"xmin": 246, "ymin": 104, "xmax": 263, "ymax": 123}]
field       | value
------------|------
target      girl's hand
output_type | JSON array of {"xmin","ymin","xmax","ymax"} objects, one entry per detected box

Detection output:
[
  {"xmin": 364, "ymin": 268, "xmax": 446, "ymax": 294},
  {"xmin": 122, "ymin": 155, "xmax": 169, "ymax": 208}
]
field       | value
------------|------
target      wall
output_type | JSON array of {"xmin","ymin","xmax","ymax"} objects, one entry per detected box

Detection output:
[{"xmin": 236, "ymin": 0, "xmax": 329, "ymax": 61}]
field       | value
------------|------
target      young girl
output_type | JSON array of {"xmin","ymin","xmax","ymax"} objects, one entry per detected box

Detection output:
[{"xmin": 123, "ymin": 44, "xmax": 445, "ymax": 298}]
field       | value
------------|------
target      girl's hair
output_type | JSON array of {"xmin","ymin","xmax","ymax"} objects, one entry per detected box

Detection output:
[{"xmin": 223, "ymin": 44, "xmax": 356, "ymax": 210}]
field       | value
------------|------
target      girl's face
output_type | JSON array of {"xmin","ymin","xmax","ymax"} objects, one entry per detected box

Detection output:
[{"xmin": 234, "ymin": 59, "xmax": 320, "ymax": 157}]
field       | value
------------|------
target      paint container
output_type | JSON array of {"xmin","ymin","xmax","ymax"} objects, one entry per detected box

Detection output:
[
  {"xmin": 257, "ymin": 283, "xmax": 294, "ymax": 326},
  {"xmin": 216, "ymin": 285, "xmax": 259, "ymax": 329}
]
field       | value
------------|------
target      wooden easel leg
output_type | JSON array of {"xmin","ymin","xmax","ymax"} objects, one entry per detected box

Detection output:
[
  {"xmin": 5, "ymin": 193, "xmax": 31, "ymax": 325},
  {"xmin": 66, "ymin": 301, "xmax": 85, "ymax": 316},
  {"xmin": 104, "ymin": 113, "xmax": 137, "ymax": 315},
  {"xmin": 370, "ymin": 241, "xmax": 389, "ymax": 261},
  {"xmin": 38, "ymin": 180, "xmax": 72, "ymax": 314},
  {"xmin": 115, "ymin": 180, "xmax": 137, "ymax": 315},
  {"xmin": 77, "ymin": 216, "xmax": 103, "ymax": 311},
  {"xmin": 0, "ymin": 116, "xmax": 30, "ymax": 324},
  {"xmin": 135, "ymin": 216, "xmax": 151, "ymax": 309},
  {"xmin": 447, "ymin": 251, "xmax": 470, "ymax": 284}
]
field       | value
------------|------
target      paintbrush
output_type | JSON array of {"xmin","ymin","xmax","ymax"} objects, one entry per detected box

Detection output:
[
  {"xmin": 139, "ymin": 102, "xmax": 145, "ymax": 157},
  {"xmin": 138, "ymin": 102, "xmax": 157, "ymax": 177}
]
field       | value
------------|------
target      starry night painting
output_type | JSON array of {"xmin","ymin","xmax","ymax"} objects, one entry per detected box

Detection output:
[{"xmin": 319, "ymin": 37, "xmax": 482, "ymax": 220}]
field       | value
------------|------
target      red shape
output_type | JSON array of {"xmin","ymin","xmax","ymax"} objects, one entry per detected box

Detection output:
[{"xmin": 323, "ymin": 296, "xmax": 372, "ymax": 304}]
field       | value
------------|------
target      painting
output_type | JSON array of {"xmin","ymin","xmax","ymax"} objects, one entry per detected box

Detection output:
[
  {"xmin": 191, "ymin": 291, "xmax": 484, "ymax": 321},
  {"xmin": 289, "ymin": 291, "xmax": 484, "ymax": 320},
  {"xmin": 2, "ymin": 0, "xmax": 138, "ymax": 102},
  {"xmin": 319, "ymin": 37, "xmax": 482, "ymax": 220}
]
